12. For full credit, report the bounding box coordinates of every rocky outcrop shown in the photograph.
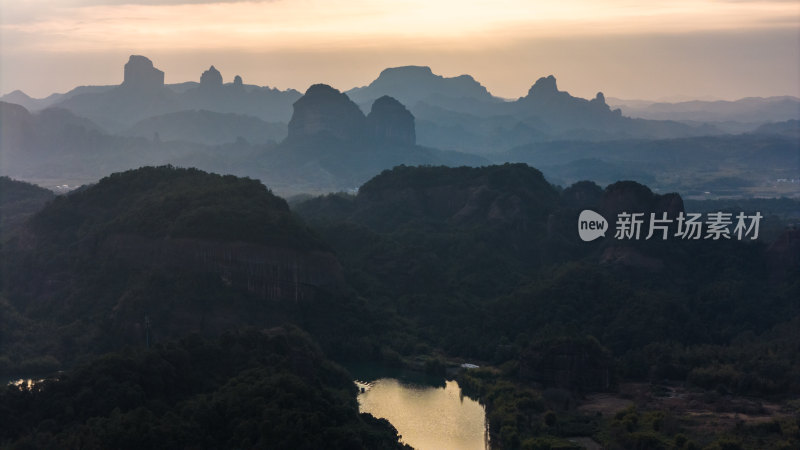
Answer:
[50,56,299,130]
[526,75,561,100]
[122,55,164,91]
[515,75,623,131]
[366,96,415,145]
[200,65,223,89]
[287,87,419,145]
[287,84,366,141]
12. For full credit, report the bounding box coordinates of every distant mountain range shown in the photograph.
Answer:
[609,96,800,124]
[347,68,725,152]
[0,55,798,197]
[346,65,502,110]
[0,79,486,194]
[122,110,287,145]
[2,57,300,131]
[262,84,487,192]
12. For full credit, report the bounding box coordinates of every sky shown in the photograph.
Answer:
[0,0,798,100]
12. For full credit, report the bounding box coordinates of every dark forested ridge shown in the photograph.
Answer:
[0,327,410,449]
[295,165,799,368]
[0,166,355,368]
[295,164,800,449]
[0,177,54,239]
[1,164,799,449]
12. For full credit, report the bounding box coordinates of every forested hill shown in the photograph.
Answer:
[0,176,54,239]
[299,163,560,232]
[0,166,346,367]
[296,164,799,396]
[2,163,798,449]
[24,165,323,249]
[0,327,410,449]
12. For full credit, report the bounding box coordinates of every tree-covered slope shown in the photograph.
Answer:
[0,177,54,240]
[296,164,800,394]
[0,327,409,449]
[0,166,345,368]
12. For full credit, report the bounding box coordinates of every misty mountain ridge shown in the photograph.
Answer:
[2,55,800,144]
[0,84,487,195]
[122,109,287,145]
[3,56,301,131]
[346,65,502,110]
[1,55,797,198]
[2,56,793,154]
[609,95,800,127]
[344,69,731,152]
[266,84,487,192]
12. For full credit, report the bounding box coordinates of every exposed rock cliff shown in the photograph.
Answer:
[122,55,165,91]
[200,65,223,89]
[366,95,415,145]
[288,84,366,141]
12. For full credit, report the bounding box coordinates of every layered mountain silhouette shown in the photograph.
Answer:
[267,84,487,192]
[0,101,142,179]
[347,65,501,110]
[1,56,797,197]
[122,110,287,145]
[509,75,622,131]
[505,134,799,193]
[17,56,299,131]
[345,67,720,153]
[0,82,487,194]
[611,96,800,124]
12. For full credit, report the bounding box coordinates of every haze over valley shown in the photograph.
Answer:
[1,55,798,198]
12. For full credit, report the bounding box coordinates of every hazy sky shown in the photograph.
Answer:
[1,0,798,100]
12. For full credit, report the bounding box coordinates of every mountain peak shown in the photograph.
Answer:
[200,65,223,88]
[366,95,415,145]
[528,75,559,98]
[594,92,606,104]
[377,66,435,80]
[4,90,32,101]
[287,84,366,140]
[347,66,494,107]
[122,55,164,91]
[303,83,343,98]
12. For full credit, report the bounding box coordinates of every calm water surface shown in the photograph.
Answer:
[351,365,488,450]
